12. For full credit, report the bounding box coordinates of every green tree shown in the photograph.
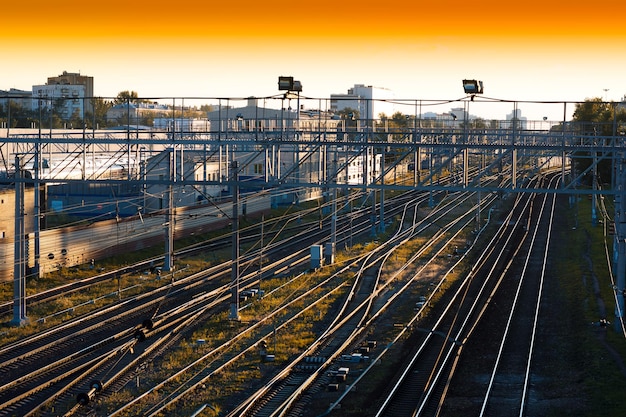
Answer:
[338,107,359,122]
[337,107,360,141]
[114,90,140,105]
[571,97,626,185]
[1,101,36,128]
[374,111,411,142]
[140,113,155,127]
[84,97,113,129]
[472,118,487,129]
[69,109,83,129]
[572,98,615,135]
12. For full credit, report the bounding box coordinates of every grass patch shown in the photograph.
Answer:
[549,197,626,417]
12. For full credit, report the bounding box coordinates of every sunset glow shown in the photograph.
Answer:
[3,0,626,120]
[5,1,625,39]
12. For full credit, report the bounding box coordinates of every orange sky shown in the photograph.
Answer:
[5,0,626,42]
[5,0,625,66]
[3,0,626,121]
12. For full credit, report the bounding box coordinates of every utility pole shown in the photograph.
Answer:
[34,102,41,278]
[329,186,336,264]
[12,156,27,326]
[379,148,385,234]
[164,148,174,272]
[258,214,264,292]
[229,160,240,321]
[614,154,626,327]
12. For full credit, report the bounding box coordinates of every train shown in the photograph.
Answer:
[0,192,271,281]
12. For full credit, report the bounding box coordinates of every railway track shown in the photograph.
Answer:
[443,174,559,417]
[2,164,503,416]
[225,187,496,417]
[0,204,351,416]
[0,200,336,318]
[366,172,560,417]
[51,187,474,416]
[1,187,438,416]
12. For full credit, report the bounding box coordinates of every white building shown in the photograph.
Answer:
[32,84,85,120]
[336,150,382,185]
[153,117,210,132]
[143,149,226,212]
[106,102,170,124]
[0,88,32,112]
[331,84,397,121]
[449,107,467,122]
[205,99,341,204]
[503,108,528,130]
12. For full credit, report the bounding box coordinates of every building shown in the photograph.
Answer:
[47,71,94,113]
[330,84,397,121]
[618,96,626,113]
[142,148,227,213]
[206,98,341,204]
[0,88,33,117]
[503,108,528,130]
[205,97,340,140]
[153,117,210,132]
[106,102,171,125]
[336,149,382,185]
[449,107,466,123]
[0,89,32,129]
[206,97,298,135]
[32,83,85,121]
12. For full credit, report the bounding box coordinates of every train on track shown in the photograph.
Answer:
[0,193,271,281]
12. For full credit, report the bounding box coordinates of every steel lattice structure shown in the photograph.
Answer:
[2,95,625,327]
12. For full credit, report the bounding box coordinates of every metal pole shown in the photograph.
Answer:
[379,147,385,234]
[512,101,518,189]
[34,100,41,278]
[463,100,469,187]
[371,187,377,237]
[229,160,240,320]
[562,102,567,187]
[12,155,27,326]
[349,195,353,247]
[259,214,264,292]
[592,151,598,227]
[295,91,300,205]
[164,149,174,271]
[615,155,626,323]
[415,100,421,185]
[327,188,336,264]
[429,145,434,208]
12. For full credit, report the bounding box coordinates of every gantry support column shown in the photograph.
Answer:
[614,154,626,323]
[379,147,385,234]
[328,186,336,265]
[512,148,518,189]
[34,124,41,278]
[229,160,240,321]
[463,147,469,187]
[592,152,598,227]
[164,149,174,272]
[12,156,28,326]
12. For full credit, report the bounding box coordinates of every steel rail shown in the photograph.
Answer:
[238,188,496,417]
[372,175,541,416]
[478,175,558,416]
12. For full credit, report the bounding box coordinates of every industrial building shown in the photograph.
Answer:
[330,84,397,120]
